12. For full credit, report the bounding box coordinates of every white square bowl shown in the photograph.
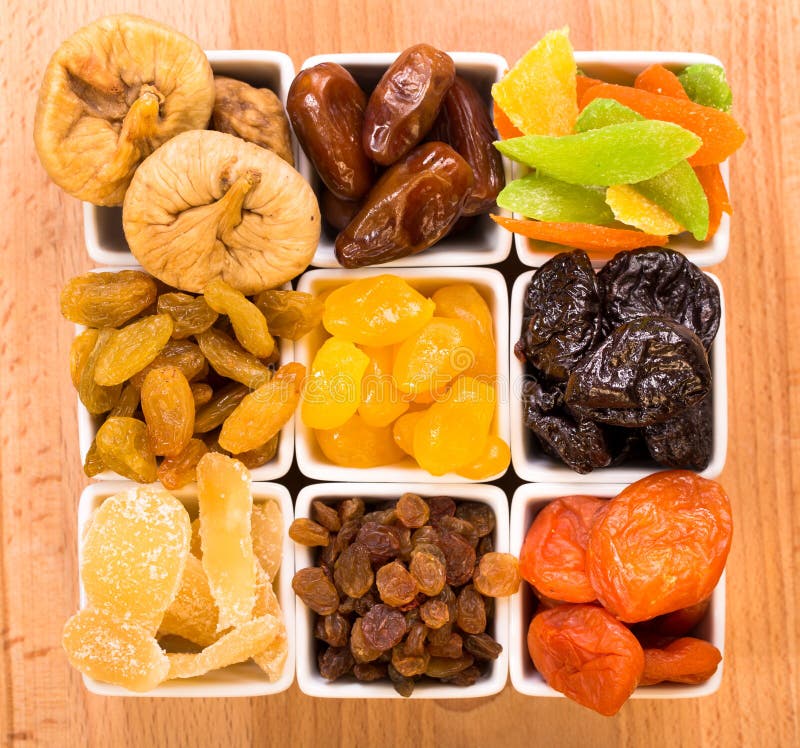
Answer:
[509,269,727,483]
[509,482,725,699]
[295,267,510,482]
[76,480,296,697]
[512,51,731,269]
[294,482,510,699]
[296,52,514,268]
[83,50,297,266]
[76,268,295,482]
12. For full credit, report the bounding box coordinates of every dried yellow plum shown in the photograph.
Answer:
[94,314,173,386]
[156,292,218,339]
[193,382,250,433]
[204,279,275,358]
[123,130,320,294]
[78,328,122,415]
[254,290,324,341]
[34,14,214,206]
[196,328,272,390]
[141,366,195,457]
[157,438,208,490]
[70,328,99,388]
[61,271,157,327]
[212,76,294,165]
[95,417,158,483]
[129,339,207,390]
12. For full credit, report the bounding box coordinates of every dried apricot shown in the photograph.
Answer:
[204,278,274,358]
[640,637,721,685]
[520,495,606,603]
[94,314,174,386]
[587,471,732,622]
[527,604,644,716]
[315,414,405,468]
[141,366,195,457]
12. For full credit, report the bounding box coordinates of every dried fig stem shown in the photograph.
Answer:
[217,170,262,242]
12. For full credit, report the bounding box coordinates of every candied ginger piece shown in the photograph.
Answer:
[81,486,191,631]
[251,500,283,582]
[197,453,257,631]
[159,554,219,647]
[252,562,288,681]
[190,517,202,557]
[63,608,169,692]
[167,615,280,679]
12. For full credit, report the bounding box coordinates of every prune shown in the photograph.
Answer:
[193,382,249,433]
[335,142,473,268]
[565,317,712,427]
[376,562,418,607]
[287,63,373,200]
[427,631,463,659]
[425,654,474,679]
[60,271,157,327]
[456,585,487,634]
[289,518,330,547]
[291,567,339,615]
[598,248,720,349]
[312,501,342,532]
[388,662,415,697]
[473,552,521,597]
[363,44,455,165]
[196,328,272,390]
[431,75,504,215]
[454,502,495,538]
[333,542,373,598]
[140,366,195,457]
[437,530,476,587]
[464,633,502,661]
[318,646,355,681]
[428,497,456,521]
[315,612,351,648]
[156,292,218,339]
[515,250,603,381]
[95,417,157,483]
[253,290,324,341]
[354,662,387,681]
[360,604,406,651]
[396,493,430,528]
[355,522,401,565]
[409,552,447,597]
[644,396,713,470]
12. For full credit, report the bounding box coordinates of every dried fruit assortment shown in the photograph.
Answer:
[287,45,505,267]
[291,494,518,695]
[492,28,743,250]
[517,247,720,472]
[62,458,288,691]
[301,274,509,479]
[519,471,731,715]
[62,269,317,486]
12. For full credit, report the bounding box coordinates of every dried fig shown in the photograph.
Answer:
[212,76,294,166]
[34,14,214,206]
[123,130,320,294]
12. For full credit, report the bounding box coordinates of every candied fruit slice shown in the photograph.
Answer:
[392,410,425,456]
[251,500,284,582]
[63,608,169,692]
[678,64,732,111]
[491,28,577,136]
[316,414,405,468]
[358,345,410,428]
[159,553,219,647]
[695,164,731,240]
[605,184,684,235]
[141,366,195,457]
[204,278,275,358]
[95,417,158,483]
[197,453,257,631]
[455,435,510,480]
[393,318,481,396]
[301,337,370,429]
[219,362,305,453]
[493,102,523,140]
[94,314,174,386]
[60,270,157,327]
[323,275,435,346]
[82,486,191,629]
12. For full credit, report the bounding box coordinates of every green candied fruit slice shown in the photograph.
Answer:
[678,64,732,112]
[576,98,709,240]
[494,121,702,186]
[497,172,615,224]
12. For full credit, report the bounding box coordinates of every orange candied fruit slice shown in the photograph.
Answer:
[634,64,689,99]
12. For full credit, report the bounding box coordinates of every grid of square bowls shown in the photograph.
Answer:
[73,47,731,700]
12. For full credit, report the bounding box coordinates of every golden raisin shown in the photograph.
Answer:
[95,417,157,483]
[204,278,274,357]
[140,366,195,457]
[94,314,174,386]
[61,271,157,327]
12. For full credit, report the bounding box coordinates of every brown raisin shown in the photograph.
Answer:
[464,633,503,661]
[428,496,456,520]
[333,542,374,598]
[456,585,486,634]
[425,654,474,679]
[353,662,387,682]
[442,665,481,686]
[312,500,342,532]
[356,522,401,565]
[289,518,330,547]
[473,552,521,597]
[455,501,496,538]
[338,496,365,523]
[292,567,339,615]
[427,631,463,659]
[387,662,415,697]
[391,644,429,677]
[318,646,354,681]
[350,617,382,663]
[376,562,418,607]
[409,551,446,597]
[411,525,440,547]
[435,515,479,548]
[437,530,476,587]
[477,534,494,556]
[315,612,351,648]
[360,604,406,651]
[396,493,430,528]
[157,438,208,489]
[419,599,450,630]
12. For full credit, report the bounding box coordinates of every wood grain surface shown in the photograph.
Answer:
[1,0,798,745]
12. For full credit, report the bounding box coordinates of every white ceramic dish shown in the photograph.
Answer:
[76,480,295,697]
[512,51,731,269]
[297,51,513,268]
[508,482,726,699]
[76,268,295,482]
[83,50,297,266]
[509,269,727,483]
[295,267,510,482]
[294,482,510,699]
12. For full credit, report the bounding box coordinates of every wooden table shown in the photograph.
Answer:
[2,0,798,745]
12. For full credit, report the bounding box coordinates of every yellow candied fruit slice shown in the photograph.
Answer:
[455,435,511,480]
[315,414,405,468]
[302,337,370,430]
[392,410,425,456]
[605,184,685,235]
[358,345,410,428]
[322,275,436,346]
[393,318,481,396]
[63,608,169,693]
[197,453,257,631]
[413,377,495,476]
[81,486,191,631]
[491,28,577,136]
